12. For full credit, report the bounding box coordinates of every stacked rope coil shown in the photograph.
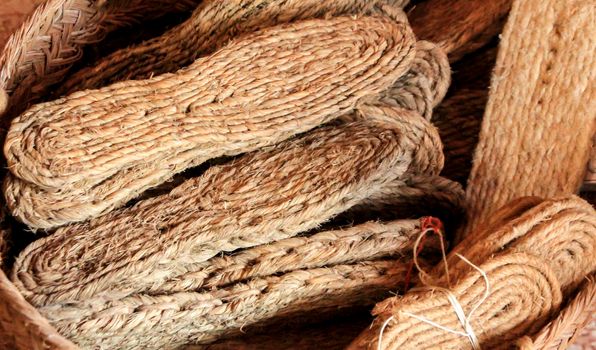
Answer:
[348,196,596,349]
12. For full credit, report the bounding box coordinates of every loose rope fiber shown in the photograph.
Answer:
[39,260,414,349]
[463,0,596,236]
[59,0,410,94]
[4,15,417,229]
[516,275,596,350]
[11,105,445,306]
[349,253,563,350]
[349,195,596,349]
[0,0,201,118]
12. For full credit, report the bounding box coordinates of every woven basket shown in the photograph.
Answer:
[0,1,594,349]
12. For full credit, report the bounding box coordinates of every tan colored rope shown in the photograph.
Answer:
[409,0,512,61]
[11,105,444,306]
[349,253,563,350]
[377,40,450,120]
[59,0,409,94]
[516,275,596,350]
[349,195,596,349]
[4,15,416,229]
[41,260,412,349]
[463,0,596,236]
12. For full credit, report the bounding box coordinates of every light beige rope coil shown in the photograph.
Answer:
[349,195,596,349]
[515,275,596,350]
[349,253,563,350]
[11,105,446,306]
[444,196,596,294]
[59,0,410,94]
[40,259,412,349]
[4,15,417,229]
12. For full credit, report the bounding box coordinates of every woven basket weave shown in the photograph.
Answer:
[0,0,594,349]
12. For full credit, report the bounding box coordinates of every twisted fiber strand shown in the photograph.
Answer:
[348,253,563,350]
[4,16,417,229]
[150,219,433,295]
[409,0,512,62]
[464,0,596,236]
[42,260,412,349]
[442,196,596,294]
[377,40,450,120]
[0,269,76,350]
[0,0,200,118]
[59,0,409,94]
[12,111,443,306]
[516,275,596,350]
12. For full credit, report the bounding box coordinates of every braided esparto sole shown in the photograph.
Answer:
[59,0,410,94]
[40,260,413,349]
[5,15,416,229]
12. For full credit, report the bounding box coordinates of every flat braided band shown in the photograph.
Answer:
[4,15,416,229]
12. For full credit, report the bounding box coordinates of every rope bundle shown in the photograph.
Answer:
[348,196,596,349]
[59,0,409,94]
[4,15,417,229]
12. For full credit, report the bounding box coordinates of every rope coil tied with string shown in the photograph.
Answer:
[348,195,596,349]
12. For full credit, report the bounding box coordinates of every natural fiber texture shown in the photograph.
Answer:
[445,196,596,294]
[12,105,444,305]
[349,195,596,349]
[516,275,596,350]
[0,0,200,118]
[0,268,76,350]
[464,0,596,236]
[349,253,563,350]
[409,0,511,61]
[43,260,411,349]
[5,16,417,229]
[0,0,44,51]
[59,0,409,94]
[378,40,450,120]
